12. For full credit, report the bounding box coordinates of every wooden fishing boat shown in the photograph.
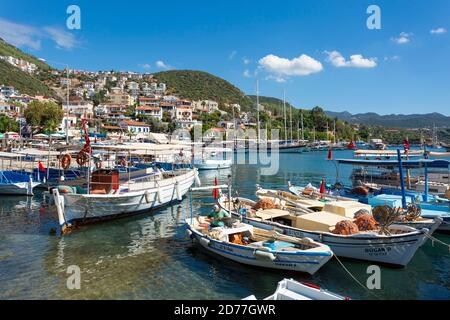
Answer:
[53,167,199,233]
[219,196,430,267]
[287,183,443,234]
[243,278,348,300]
[186,216,333,275]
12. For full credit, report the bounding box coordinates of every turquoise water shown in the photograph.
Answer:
[0,150,449,300]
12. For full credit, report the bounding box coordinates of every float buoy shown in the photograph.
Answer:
[60,154,72,170]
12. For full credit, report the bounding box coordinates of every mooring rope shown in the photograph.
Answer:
[424,233,450,252]
[333,253,381,300]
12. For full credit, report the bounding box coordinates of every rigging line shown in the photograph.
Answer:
[424,233,450,252]
[333,253,382,300]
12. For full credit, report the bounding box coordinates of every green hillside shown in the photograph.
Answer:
[0,59,54,96]
[0,39,54,96]
[0,38,50,70]
[153,70,253,110]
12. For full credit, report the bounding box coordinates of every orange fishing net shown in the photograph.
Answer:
[332,220,359,235]
[354,214,378,231]
[253,198,276,210]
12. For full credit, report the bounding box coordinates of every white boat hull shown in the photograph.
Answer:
[220,198,429,267]
[187,225,333,275]
[54,170,197,227]
[193,159,232,170]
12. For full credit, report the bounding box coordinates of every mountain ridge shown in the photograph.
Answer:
[325,110,450,128]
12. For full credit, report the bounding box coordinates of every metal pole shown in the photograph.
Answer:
[424,164,429,202]
[228,174,232,214]
[256,80,260,143]
[396,149,407,209]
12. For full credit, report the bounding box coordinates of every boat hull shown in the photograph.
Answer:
[187,226,332,275]
[54,170,197,227]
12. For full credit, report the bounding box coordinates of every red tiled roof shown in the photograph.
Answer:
[121,120,149,127]
[136,107,161,111]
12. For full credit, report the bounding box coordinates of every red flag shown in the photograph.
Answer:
[347,141,355,150]
[327,148,333,160]
[212,177,219,200]
[319,178,325,194]
[403,138,410,153]
[38,161,46,172]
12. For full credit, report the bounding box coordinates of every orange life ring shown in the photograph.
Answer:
[76,151,89,166]
[60,154,71,170]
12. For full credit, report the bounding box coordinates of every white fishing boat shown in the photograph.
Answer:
[287,183,442,234]
[219,196,430,267]
[243,278,348,300]
[186,216,333,275]
[53,167,199,233]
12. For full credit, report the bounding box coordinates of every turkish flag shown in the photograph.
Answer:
[319,179,325,194]
[38,161,46,172]
[403,138,410,153]
[212,177,219,200]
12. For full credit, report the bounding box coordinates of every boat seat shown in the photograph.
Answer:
[323,201,372,218]
[295,211,351,232]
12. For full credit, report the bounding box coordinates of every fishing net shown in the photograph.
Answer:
[351,186,369,196]
[332,220,359,235]
[253,198,276,210]
[354,214,378,231]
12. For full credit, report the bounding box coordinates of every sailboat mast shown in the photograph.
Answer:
[283,90,287,143]
[301,111,304,140]
[290,100,293,143]
[256,79,260,143]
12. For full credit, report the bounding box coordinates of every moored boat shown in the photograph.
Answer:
[219,196,430,267]
[186,216,333,275]
[243,278,349,300]
[53,167,199,233]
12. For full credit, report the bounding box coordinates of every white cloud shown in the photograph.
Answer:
[156,60,172,70]
[243,69,251,78]
[229,50,237,60]
[384,55,400,61]
[0,18,79,50]
[0,18,42,50]
[258,54,323,80]
[265,75,287,83]
[430,27,447,34]
[243,57,251,65]
[325,51,377,68]
[392,32,413,44]
[139,64,151,70]
[43,27,77,49]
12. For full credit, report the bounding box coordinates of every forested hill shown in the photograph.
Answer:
[153,70,253,111]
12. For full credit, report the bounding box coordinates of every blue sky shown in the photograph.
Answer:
[1,0,449,115]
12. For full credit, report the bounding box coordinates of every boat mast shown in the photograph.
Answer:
[301,111,304,140]
[333,119,336,145]
[289,99,293,143]
[283,90,287,143]
[256,79,260,144]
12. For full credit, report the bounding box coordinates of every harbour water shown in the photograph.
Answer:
[0,150,449,300]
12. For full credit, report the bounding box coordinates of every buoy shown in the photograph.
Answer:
[254,250,276,261]
[156,185,162,203]
[176,182,182,201]
[145,190,152,204]
[194,172,201,187]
